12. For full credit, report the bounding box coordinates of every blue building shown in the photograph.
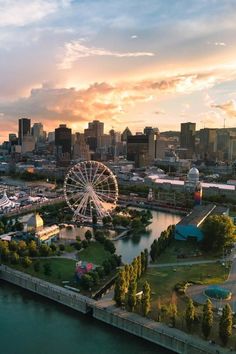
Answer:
[175,204,229,242]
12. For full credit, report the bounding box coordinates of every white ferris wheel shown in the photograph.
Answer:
[64,161,118,221]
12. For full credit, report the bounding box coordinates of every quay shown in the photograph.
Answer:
[0,265,230,354]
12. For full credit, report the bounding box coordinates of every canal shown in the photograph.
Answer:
[115,209,182,263]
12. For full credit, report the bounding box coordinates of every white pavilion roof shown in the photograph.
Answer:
[0,191,16,210]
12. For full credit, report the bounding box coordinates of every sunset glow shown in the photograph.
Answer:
[1,0,236,141]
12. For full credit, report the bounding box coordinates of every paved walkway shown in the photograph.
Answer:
[187,245,236,310]
[149,259,218,268]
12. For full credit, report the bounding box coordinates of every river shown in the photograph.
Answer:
[115,209,182,263]
[0,282,172,354]
[0,209,180,354]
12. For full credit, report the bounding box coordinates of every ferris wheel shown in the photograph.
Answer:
[64,161,118,221]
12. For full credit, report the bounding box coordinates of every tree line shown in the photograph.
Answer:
[150,225,175,262]
[114,249,151,316]
[185,298,233,346]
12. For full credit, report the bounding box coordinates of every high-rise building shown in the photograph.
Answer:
[21,135,35,154]
[121,127,132,142]
[32,122,44,143]
[73,133,90,161]
[127,133,155,168]
[180,122,196,157]
[55,124,72,166]
[199,128,217,160]
[84,120,104,150]
[18,118,31,145]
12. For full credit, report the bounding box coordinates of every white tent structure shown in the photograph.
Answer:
[0,191,16,212]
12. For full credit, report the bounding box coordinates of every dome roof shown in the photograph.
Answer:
[27,213,44,230]
[188,167,199,175]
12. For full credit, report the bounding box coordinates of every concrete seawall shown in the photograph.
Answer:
[0,265,95,314]
[0,266,230,354]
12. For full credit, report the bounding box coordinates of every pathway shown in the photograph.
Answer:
[187,245,236,309]
[149,259,219,268]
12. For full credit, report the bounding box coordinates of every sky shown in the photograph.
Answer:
[1,0,236,142]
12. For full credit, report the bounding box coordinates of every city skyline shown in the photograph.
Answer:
[1,0,236,142]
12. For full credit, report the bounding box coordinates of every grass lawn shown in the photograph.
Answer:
[78,242,111,265]
[12,258,76,286]
[138,262,229,309]
[154,239,220,264]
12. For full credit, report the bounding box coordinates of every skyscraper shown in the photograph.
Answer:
[18,118,31,145]
[32,122,44,143]
[199,128,217,160]
[55,124,72,166]
[180,122,196,157]
[84,120,104,151]
[127,133,155,168]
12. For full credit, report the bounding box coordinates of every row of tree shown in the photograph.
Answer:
[114,250,151,316]
[185,298,233,345]
[150,225,175,262]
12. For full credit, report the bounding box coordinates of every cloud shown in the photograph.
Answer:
[214,42,226,46]
[0,0,71,27]
[131,35,138,39]
[212,99,236,118]
[58,40,155,69]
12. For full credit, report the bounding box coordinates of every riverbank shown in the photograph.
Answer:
[0,265,229,354]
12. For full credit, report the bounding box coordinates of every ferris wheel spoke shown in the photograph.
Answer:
[72,168,87,186]
[89,162,93,182]
[74,192,89,214]
[67,175,85,188]
[93,168,109,187]
[71,193,84,208]
[83,163,90,184]
[66,182,84,191]
[96,191,116,201]
[91,163,100,184]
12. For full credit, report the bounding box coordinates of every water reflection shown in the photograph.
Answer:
[115,209,182,263]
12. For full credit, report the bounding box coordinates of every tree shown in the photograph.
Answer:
[114,270,126,306]
[40,244,51,256]
[17,240,27,256]
[50,243,57,252]
[28,240,38,257]
[127,280,137,312]
[59,244,65,251]
[10,251,20,264]
[131,258,138,281]
[22,256,32,268]
[185,298,195,332]
[150,239,158,262]
[202,299,213,339]
[85,230,92,242]
[202,215,235,252]
[137,255,142,279]
[219,304,232,345]
[81,274,94,289]
[81,240,88,249]
[9,240,18,252]
[104,239,116,254]
[43,263,52,276]
[169,303,178,328]
[144,248,149,271]
[141,281,151,316]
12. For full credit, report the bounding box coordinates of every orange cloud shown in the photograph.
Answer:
[212,99,236,118]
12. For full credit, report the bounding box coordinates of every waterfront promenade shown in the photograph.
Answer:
[0,265,230,354]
